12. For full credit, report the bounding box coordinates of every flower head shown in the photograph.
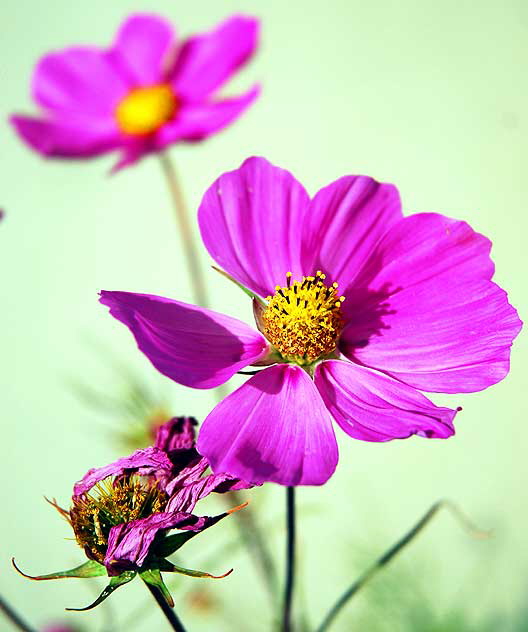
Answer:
[10,14,259,171]
[100,157,522,486]
[14,417,250,610]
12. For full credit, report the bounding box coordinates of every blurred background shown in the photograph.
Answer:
[1,0,527,630]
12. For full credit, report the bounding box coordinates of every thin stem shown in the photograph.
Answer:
[158,152,209,308]
[315,500,489,632]
[282,487,296,632]
[145,581,187,632]
[0,595,37,632]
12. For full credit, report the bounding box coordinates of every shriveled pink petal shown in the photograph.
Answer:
[166,470,252,513]
[100,291,268,388]
[104,511,213,575]
[343,279,521,393]
[73,447,174,497]
[315,360,457,442]
[10,115,120,159]
[198,156,310,298]
[155,417,197,452]
[153,86,259,147]
[302,176,402,285]
[197,364,338,486]
[171,15,259,101]
[32,47,129,116]
[109,14,175,86]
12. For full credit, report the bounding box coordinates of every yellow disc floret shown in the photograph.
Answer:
[261,271,345,365]
[69,475,168,563]
[115,84,178,136]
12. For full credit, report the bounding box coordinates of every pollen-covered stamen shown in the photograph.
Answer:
[69,474,168,563]
[115,84,178,136]
[261,271,346,364]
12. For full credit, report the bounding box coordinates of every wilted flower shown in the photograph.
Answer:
[10,14,259,170]
[100,157,521,486]
[14,417,249,610]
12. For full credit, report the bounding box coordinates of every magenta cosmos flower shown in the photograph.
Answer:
[14,417,249,610]
[10,14,259,170]
[100,157,522,486]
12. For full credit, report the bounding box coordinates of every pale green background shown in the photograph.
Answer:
[1,1,527,630]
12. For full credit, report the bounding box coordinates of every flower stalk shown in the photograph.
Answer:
[145,579,188,632]
[282,487,296,632]
[159,152,209,308]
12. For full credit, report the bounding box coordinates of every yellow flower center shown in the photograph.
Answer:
[69,475,168,563]
[115,84,178,136]
[261,271,345,365]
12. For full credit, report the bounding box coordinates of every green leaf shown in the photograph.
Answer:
[140,568,174,607]
[155,530,198,558]
[212,266,266,305]
[12,558,106,580]
[66,571,136,611]
[160,559,233,580]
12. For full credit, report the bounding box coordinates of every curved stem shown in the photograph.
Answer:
[282,487,296,632]
[0,595,37,632]
[315,500,489,632]
[145,581,187,632]
[158,152,209,308]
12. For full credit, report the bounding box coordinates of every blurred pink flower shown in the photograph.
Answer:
[100,157,522,486]
[10,14,259,171]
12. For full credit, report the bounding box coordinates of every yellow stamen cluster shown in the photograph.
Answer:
[261,271,345,365]
[115,84,178,136]
[69,475,167,563]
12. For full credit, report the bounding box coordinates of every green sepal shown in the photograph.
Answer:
[154,530,198,558]
[66,571,136,611]
[159,558,233,580]
[212,266,266,305]
[12,558,106,580]
[140,568,174,607]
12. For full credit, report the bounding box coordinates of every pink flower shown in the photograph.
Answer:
[10,14,259,171]
[100,157,522,486]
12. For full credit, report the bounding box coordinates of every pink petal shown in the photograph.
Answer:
[99,291,268,389]
[343,279,521,393]
[302,176,402,285]
[166,471,252,513]
[10,115,120,158]
[153,86,260,147]
[105,511,213,575]
[32,47,129,117]
[172,15,259,101]
[197,364,338,486]
[109,14,176,86]
[198,156,311,298]
[350,213,495,292]
[315,360,458,441]
[73,447,174,497]
[340,213,521,393]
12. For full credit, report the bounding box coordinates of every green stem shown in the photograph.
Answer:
[145,581,187,632]
[0,595,37,632]
[158,152,209,308]
[315,500,489,632]
[282,487,296,631]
